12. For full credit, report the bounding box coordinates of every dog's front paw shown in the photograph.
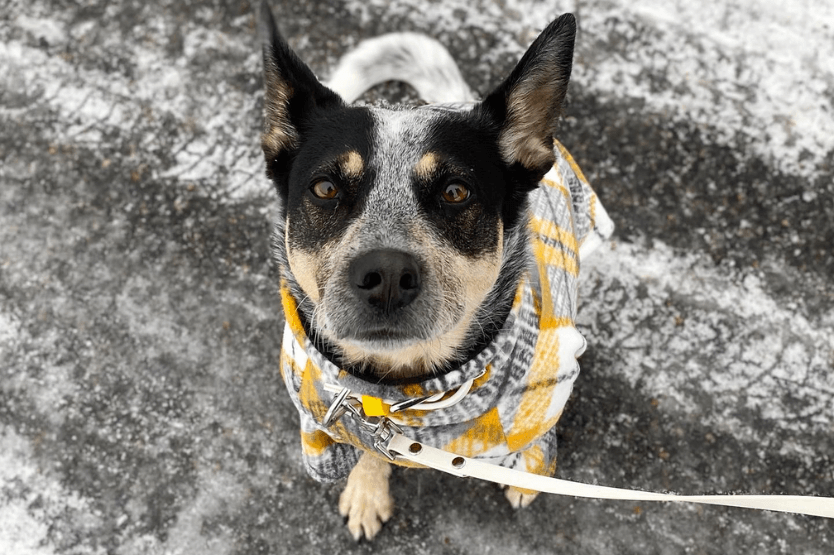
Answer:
[338,453,394,541]
[505,485,539,509]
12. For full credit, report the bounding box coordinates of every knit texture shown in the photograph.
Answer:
[279,140,614,483]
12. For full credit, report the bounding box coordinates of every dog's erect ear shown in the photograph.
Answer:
[479,14,576,181]
[259,1,343,193]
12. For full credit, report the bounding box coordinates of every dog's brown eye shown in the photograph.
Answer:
[441,182,470,204]
[311,179,338,200]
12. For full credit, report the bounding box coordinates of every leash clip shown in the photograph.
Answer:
[322,387,404,461]
[367,417,403,461]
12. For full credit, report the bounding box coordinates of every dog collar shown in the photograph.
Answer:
[320,366,486,417]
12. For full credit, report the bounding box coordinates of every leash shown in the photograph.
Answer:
[323,387,834,519]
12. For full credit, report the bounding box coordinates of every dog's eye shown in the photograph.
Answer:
[441,182,470,204]
[310,179,339,200]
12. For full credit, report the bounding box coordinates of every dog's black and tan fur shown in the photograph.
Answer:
[260,1,576,540]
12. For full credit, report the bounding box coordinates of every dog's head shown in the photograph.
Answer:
[260,4,576,380]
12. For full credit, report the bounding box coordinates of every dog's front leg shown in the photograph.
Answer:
[338,452,393,540]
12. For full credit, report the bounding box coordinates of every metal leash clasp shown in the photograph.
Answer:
[322,387,403,461]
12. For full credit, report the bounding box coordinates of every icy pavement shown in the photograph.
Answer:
[1,0,832,554]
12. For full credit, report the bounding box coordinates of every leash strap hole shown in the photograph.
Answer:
[452,456,466,469]
[408,442,422,454]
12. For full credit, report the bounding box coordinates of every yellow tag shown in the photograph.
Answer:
[361,395,389,417]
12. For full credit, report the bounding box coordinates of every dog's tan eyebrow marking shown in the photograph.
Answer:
[413,151,441,180]
[336,150,365,180]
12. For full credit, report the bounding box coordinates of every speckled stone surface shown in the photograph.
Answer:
[2,1,832,553]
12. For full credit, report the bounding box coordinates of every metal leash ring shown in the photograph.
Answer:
[321,387,353,428]
[322,387,404,461]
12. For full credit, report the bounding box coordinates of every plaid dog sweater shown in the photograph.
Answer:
[279,141,614,483]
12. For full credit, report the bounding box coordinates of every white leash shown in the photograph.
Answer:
[323,387,834,519]
[386,433,834,519]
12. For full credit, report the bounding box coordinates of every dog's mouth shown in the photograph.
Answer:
[331,326,459,378]
[342,327,422,348]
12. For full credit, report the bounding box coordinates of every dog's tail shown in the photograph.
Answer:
[326,33,476,104]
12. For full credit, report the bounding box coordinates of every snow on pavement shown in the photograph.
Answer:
[2,0,832,553]
[578,240,834,439]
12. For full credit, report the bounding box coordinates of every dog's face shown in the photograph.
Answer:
[260,8,575,379]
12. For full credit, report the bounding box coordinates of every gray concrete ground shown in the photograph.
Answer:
[2,0,833,554]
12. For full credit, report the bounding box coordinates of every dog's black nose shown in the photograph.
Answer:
[349,249,421,314]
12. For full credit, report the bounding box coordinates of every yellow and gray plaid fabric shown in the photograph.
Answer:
[279,141,614,484]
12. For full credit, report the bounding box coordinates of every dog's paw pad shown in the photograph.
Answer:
[338,483,393,541]
[505,486,539,509]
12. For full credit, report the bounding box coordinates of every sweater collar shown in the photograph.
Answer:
[279,275,529,405]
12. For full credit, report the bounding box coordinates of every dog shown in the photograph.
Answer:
[258,0,613,541]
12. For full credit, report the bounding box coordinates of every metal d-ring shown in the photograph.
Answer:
[322,387,352,428]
